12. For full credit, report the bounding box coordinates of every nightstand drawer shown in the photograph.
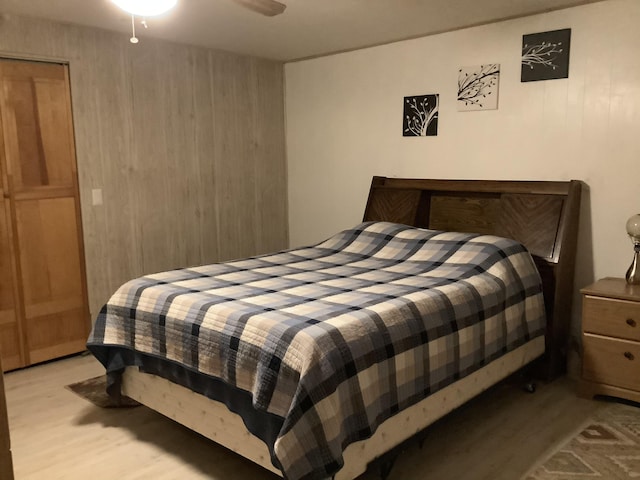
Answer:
[583,333,640,391]
[582,295,640,341]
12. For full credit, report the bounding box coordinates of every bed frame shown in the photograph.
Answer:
[121,177,582,480]
[362,177,582,379]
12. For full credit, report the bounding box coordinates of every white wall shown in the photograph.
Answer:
[285,0,640,368]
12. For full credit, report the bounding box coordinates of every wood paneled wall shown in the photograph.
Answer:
[0,14,288,320]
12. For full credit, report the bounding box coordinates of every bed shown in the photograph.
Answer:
[87,176,582,480]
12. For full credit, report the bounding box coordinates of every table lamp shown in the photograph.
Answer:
[626,214,640,284]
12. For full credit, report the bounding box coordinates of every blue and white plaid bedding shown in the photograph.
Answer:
[87,221,545,480]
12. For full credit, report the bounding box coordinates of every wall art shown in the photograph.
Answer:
[457,64,500,111]
[403,94,439,136]
[521,28,571,82]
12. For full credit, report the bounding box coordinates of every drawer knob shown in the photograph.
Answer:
[624,351,635,361]
[627,318,637,327]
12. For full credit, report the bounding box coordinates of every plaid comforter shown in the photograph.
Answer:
[87,221,545,480]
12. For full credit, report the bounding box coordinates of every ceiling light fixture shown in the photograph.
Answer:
[112,0,177,17]
[111,0,178,43]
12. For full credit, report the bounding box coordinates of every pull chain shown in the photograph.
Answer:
[130,14,139,44]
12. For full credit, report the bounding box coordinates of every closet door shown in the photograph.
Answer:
[0,59,89,367]
[0,163,22,371]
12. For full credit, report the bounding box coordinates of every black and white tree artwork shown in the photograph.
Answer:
[458,64,500,111]
[521,28,571,82]
[403,94,439,137]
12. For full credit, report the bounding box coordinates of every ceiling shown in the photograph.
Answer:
[0,0,606,61]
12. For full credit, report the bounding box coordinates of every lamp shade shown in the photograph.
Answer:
[627,214,640,242]
[112,0,177,16]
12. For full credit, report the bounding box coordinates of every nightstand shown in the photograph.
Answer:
[580,277,640,403]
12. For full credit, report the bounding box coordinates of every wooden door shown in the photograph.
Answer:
[0,158,22,371]
[0,59,89,369]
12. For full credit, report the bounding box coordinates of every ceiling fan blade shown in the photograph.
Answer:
[233,0,286,16]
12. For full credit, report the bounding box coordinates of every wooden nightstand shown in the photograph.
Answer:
[580,277,640,403]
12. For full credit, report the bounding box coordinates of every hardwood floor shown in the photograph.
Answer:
[3,354,604,480]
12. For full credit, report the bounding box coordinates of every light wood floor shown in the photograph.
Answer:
[4,354,605,480]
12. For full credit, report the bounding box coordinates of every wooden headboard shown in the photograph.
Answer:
[363,176,582,379]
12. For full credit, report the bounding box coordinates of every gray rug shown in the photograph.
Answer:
[66,375,141,408]
[525,402,640,479]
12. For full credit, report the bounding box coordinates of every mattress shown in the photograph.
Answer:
[87,221,546,480]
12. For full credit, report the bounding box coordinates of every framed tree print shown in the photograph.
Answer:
[458,64,500,111]
[403,94,439,136]
[521,28,571,82]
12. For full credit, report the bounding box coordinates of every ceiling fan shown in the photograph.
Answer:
[112,0,287,44]
[112,0,287,17]
[232,0,287,17]
[112,0,287,18]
